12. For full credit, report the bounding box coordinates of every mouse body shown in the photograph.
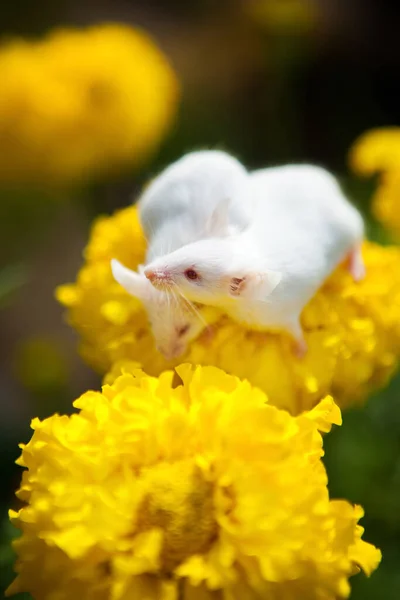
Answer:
[144,164,365,354]
[111,150,250,359]
[138,150,251,262]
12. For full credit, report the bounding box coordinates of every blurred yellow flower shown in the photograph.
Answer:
[248,0,317,35]
[350,128,400,237]
[57,205,400,415]
[0,23,179,186]
[8,362,380,599]
[350,128,400,175]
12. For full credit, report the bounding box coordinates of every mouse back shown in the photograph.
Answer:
[246,165,364,261]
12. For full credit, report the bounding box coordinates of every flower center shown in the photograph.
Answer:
[138,460,217,572]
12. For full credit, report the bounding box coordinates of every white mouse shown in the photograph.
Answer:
[138,150,251,262]
[111,150,251,359]
[111,259,208,360]
[143,164,365,355]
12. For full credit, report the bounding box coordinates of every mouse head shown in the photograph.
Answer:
[143,239,282,306]
[111,259,206,360]
[138,150,249,240]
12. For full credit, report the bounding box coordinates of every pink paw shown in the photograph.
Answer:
[348,246,366,282]
[292,337,308,359]
[349,261,366,282]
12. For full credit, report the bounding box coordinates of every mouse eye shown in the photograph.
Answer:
[184,268,199,281]
[177,324,190,337]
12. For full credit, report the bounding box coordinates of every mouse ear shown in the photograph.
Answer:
[111,259,149,300]
[206,197,232,237]
[226,269,282,298]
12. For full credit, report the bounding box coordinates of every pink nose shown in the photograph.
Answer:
[145,268,171,285]
[145,269,156,282]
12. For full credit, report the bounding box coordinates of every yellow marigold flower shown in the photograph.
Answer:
[56,205,400,414]
[0,24,178,186]
[350,128,400,175]
[248,0,317,34]
[7,363,380,599]
[349,128,400,237]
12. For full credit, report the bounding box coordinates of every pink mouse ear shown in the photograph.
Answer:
[110,259,149,300]
[227,269,282,298]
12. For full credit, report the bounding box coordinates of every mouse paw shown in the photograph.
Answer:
[347,245,366,282]
[201,326,215,344]
[285,319,307,358]
[292,337,308,359]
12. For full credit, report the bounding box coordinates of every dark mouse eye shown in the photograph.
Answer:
[177,324,190,337]
[184,268,199,281]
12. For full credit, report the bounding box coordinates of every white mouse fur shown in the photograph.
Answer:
[143,164,365,354]
[110,150,251,359]
[111,259,207,360]
[138,150,251,262]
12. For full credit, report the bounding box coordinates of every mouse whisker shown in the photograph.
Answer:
[142,229,150,246]
[168,285,180,310]
[169,287,181,315]
[172,282,208,328]
[165,285,171,315]
[141,210,153,246]
[166,283,180,317]
[170,287,181,310]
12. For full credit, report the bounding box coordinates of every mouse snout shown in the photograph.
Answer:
[144,267,171,287]
[144,268,156,282]
[157,342,185,360]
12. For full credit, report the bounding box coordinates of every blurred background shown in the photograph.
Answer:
[1,1,400,598]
